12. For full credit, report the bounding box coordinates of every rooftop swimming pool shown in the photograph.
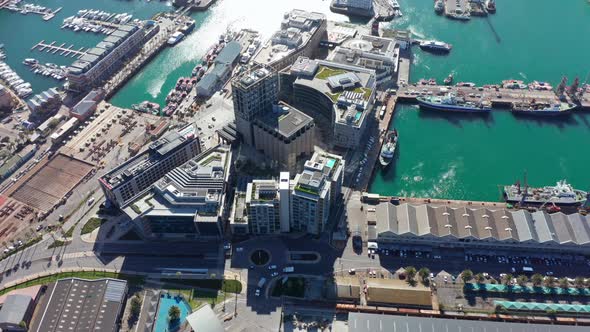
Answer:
[154,293,192,332]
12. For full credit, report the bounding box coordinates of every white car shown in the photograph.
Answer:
[255,289,261,296]
[268,265,277,270]
[271,272,279,277]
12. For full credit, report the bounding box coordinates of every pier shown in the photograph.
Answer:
[396,84,560,108]
[31,40,86,58]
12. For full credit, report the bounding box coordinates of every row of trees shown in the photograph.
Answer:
[461,269,588,289]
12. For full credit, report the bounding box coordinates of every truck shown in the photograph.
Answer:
[257,277,267,288]
[522,266,534,273]
[282,266,294,273]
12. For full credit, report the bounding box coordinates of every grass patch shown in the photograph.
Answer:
[160,278,242,294]
[48,240,66,249]
[81,217,107,235]
[315,66,346,80]
[271,277,305,298]
[63,224,76,238]
[0,271,145,296]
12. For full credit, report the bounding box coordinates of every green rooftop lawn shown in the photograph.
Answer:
[315,66,346,80]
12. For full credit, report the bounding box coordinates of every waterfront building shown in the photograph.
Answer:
[245,179,281,235]
[253,9,327,71]
[280,57,376,148]
[382,29,411,50]
[26,88,61,116]
[370,201,590,254]
[327,34,399,86]
[231,65,278,146]
[30,278,127,332]
[252,102,314,171]
[124,145,231,238]
[98,124,200,208]
[290,167,331,235]
[196,41,241,97]
[66,24,156,93]
[69,89,104,120]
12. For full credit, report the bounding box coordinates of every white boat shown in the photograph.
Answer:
[167,31,185,46]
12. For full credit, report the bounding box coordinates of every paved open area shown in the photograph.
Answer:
[9,153,94,212]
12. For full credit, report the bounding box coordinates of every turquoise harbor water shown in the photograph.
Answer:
[1,0,589,201]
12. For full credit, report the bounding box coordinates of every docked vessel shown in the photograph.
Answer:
[504,180,587,206]
[456,82,476,87]
[511,101,577,116]
[485,0,496,13]
[379,129,398,167]
[417,93,492,113]
[434,0,444,14]
[23,58,38,66]
[132,101,160,114]
[419,40,452,54]
[167,31,185,46]
[444,74,454,85]
[502,79,527,89]
[179,19,196,35]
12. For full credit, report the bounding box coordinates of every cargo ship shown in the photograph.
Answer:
[417,93,492,113]
[379,129,398,167]
[511,100,577,116]
[504,180,587,206]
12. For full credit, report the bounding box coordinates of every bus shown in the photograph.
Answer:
[379,105,386,119]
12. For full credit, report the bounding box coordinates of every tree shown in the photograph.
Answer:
[544,276,556,288]
[461,270,473,283]
[531,274,544,287]
[168,305,180,321]
[418,267,430,283]
[475,273,485,284]
[502,274,513,286]
[404,266,416,280]
[516,275,528,287]
[130,296,142,317]
[558,277,569,289]
[574,276,586,288]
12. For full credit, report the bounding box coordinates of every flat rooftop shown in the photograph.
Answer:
[33,278,127,332]
[100,124,196,189]
[348,313,589,332]
[254,103,313,139]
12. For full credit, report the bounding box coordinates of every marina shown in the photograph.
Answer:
[30,40,87,58]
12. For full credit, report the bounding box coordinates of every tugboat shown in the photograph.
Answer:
[444,74,454,85]
[485,0,496,13]
[379,129,398,167]
[434,0,445,14]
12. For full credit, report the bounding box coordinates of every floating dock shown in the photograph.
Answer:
[31,40,86,58]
